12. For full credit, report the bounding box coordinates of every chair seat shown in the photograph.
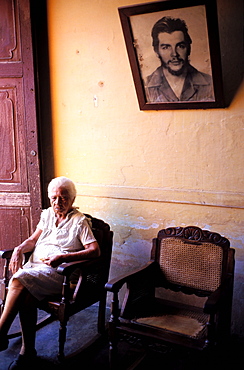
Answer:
[134,313,207,338]
[120,298,209,348]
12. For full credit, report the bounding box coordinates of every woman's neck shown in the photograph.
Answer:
[54,207,73,226]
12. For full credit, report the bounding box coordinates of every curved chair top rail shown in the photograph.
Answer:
[157,226,230,249]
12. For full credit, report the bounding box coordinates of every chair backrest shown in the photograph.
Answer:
[152,226,232,296]
[85,214,113,263]
[84,214,113,285]
[61,214,113,310]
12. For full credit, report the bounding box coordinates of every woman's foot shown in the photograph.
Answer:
[0,336,9,351]
[8,349,37,369]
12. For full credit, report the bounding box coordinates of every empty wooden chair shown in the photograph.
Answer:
[105,226,235,368]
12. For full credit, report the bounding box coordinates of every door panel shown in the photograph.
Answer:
[0,79,27,189]
[0,0,41,266]
[0,0,21,62]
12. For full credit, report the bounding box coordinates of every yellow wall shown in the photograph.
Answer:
[47,0,244,337]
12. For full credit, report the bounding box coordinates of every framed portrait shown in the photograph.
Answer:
[118,0,225,110]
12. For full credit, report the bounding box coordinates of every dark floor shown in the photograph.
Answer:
[0,304,243,370]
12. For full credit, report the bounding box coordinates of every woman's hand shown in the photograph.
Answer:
[42,241,100,268]
[43,255,64,268]
[9,228,42,274]
[9,247,24,274]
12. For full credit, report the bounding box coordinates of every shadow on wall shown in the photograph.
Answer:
[31,0,55,208]
[218,0,244,106]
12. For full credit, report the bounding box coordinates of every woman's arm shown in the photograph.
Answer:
[43,241,100,268]
[9,228,43,274]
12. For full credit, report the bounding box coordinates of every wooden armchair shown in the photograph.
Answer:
[0,214,113,360]
[105,226,235,369]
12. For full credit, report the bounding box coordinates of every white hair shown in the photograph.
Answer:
[47,176,77,199]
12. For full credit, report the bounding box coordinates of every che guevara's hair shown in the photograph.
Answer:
[151,16,192,56]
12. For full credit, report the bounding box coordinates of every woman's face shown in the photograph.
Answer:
[49,187,74,217]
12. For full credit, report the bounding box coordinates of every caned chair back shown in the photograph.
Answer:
[153,226,230,295]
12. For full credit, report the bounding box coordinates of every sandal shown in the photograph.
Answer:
[8,350,37,370]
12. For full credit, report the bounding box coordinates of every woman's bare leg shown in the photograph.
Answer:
[0,279,25,338]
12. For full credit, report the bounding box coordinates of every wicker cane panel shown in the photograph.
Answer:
[159,238,223,292]
[135,306,209,339]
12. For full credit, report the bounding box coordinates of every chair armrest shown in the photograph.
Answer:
[0,249,32,266]
[0,249,14,259]
[105,260,156,293]
[0,249,100,274]
[50,258,103,304]
[105,261,158,320]
[204,275,233,314]
[56,257,101,276]
[0,249,101,281]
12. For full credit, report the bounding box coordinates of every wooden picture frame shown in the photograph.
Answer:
[118,0,224,110]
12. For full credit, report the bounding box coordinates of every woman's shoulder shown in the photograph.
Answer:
[72,209,92,228]
[38,207,51,218]
[40,207,54,218]
[37,207,55,229]
[71,208,86,221]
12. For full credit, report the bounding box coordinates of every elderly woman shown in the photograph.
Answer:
[0,176,100,369]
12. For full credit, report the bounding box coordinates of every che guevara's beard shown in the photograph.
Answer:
[160,58,189,76]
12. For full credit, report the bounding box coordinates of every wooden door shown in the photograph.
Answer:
[0,0,41,269]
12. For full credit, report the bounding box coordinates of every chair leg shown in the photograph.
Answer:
[58,320,67,361]
[98,293,107,333]
[108,321,118,370]
[108,291,120,369]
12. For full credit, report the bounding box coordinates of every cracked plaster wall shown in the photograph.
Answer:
[47,0,244,337]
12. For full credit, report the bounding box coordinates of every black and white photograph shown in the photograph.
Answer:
[119,0,225,110]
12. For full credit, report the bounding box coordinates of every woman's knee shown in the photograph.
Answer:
[9,278,25,292]
[9,279,37,307]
